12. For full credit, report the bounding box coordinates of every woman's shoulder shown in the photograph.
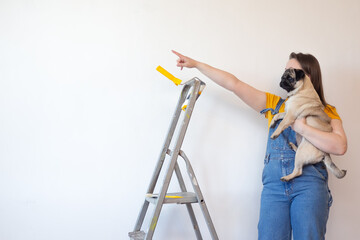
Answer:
[265,92,282,109]
[324,105,341,120]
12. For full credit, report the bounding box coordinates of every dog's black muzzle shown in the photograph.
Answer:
[280,75,295,92]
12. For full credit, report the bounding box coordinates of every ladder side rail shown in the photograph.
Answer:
[145,83,191,194]
[133,199,149,233]
[145,80,201,239]
[174,162,203,240]
[149,77,202,194]
[179,150,219,240]
[133,83,190,232]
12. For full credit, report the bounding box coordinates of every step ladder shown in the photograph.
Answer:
[129,77,219,240]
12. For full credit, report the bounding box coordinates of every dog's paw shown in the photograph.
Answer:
[269,120,277,128]
[280,176,290,182]
[288,142,297,151]
[270,133,279,139]
[339,170,347,179]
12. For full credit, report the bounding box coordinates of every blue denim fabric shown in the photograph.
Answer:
[258,99,333,240]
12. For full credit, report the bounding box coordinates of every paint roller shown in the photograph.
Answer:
[156,65,205,111]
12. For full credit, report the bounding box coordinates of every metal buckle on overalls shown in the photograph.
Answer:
[264,154,270,164]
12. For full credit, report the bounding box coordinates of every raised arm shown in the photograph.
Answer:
[172,50,267,112]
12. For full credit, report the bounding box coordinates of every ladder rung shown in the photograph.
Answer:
[128,230,145,240]
[145,192,198,204]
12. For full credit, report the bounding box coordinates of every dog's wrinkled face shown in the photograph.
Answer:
[280,68,306,92]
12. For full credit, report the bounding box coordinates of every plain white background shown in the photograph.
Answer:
[0,0,359,239]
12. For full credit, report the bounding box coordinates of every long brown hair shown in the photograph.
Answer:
[289,52,328,106]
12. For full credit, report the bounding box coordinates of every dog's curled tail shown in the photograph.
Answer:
[323,154,347,179]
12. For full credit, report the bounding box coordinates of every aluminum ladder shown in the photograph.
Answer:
[129,77,219,240]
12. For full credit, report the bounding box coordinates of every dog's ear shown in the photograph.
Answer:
[295,69,305,81]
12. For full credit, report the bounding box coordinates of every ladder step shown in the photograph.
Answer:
[128,230,146,240]
[145,192,198,204]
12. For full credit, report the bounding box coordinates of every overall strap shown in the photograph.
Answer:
[274,98,285,113]
[260,98,285,115]
[264,97,296,159]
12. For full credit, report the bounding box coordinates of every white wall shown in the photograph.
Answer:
[0,0,359,239]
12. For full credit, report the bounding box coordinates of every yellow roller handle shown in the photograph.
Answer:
[156,65,182,86]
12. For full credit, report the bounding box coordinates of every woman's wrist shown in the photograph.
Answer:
[194,61,205,70]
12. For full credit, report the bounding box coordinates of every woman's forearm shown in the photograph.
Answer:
[195,62,239,91]
[295,119,347,155]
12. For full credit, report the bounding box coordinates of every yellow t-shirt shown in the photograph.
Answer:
[264,92,341,128]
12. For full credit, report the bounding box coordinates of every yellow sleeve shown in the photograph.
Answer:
[324,105,341,120]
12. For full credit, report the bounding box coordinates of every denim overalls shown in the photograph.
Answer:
[258,98,333,240]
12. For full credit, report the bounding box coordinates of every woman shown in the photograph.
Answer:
[172,50,347,240]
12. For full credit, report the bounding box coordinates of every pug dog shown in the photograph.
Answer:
[270,68,346,182]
